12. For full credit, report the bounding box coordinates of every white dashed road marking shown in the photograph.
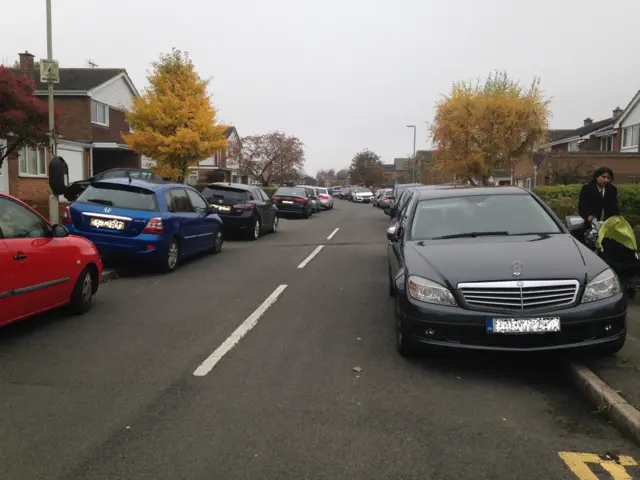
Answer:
[297,245,324,269]
[193,285,288,376]
[327,228,339,240]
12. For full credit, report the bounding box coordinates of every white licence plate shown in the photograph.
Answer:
[487,317,560,334]
[282,200,294,204]
[90,218,125,230]
[211,204,231,212]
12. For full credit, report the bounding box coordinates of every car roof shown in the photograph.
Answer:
[92,178,183,191]
[416,185,528,200]
[207,182,256,191]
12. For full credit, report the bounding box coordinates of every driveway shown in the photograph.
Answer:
[1,202,639,479]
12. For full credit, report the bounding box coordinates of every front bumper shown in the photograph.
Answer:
[397,291,627,352]
[354,196,372,203]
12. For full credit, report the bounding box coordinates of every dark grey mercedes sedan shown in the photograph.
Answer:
[387,186,626,356]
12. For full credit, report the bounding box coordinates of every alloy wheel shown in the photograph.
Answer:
[81,272,93,309]
[167,242,179,269]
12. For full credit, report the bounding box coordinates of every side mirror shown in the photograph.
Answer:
[566,216,585,232]
[49,155,69,196]
[386,225,398,241]
[52,224,69,238]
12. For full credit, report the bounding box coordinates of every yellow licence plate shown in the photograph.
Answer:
[90,218,125,230]
[211,204,231,212]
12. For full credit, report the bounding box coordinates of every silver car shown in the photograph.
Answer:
[378,188,394,209]
[316,187,333,210]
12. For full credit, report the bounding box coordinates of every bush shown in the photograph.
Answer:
[533,184,640,228]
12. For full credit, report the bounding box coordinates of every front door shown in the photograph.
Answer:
[0,160,8,194]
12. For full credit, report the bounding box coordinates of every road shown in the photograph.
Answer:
[1,200,640,480]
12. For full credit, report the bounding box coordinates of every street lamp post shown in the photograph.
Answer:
[46,0,58,223]
[406,125,416,182]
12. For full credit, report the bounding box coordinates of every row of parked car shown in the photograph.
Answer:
[332,186,375,203]
[383,181,628,357]
[0,170,337,328]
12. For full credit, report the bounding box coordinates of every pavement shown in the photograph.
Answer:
[2,200,640,479]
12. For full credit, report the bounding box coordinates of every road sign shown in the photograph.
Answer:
[40,59,60,84]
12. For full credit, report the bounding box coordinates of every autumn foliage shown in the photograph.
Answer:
[229,132,305,186]
[123,49,228,183]
[0,66,56,168]
[349,149,384,187]
[430,71,550,184]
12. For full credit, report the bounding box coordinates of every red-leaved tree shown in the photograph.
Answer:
[0,66,55,168]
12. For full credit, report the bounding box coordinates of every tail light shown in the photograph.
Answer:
[321,195,329,200]
[62,206,72,224]
[233,203,255,210]
[383,196,388,200]
[295,198,307,204]
[272,196,281,201]
[143,217,164,234]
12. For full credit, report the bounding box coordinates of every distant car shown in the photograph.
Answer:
[372,189,385,207]
[296,185,320,212]
[200,183,278,240]
[65,179,224,272]
[350,186,374,203]
[63,168,168,202]
[331,186,342,197]
[378,189,394,209]
[272,187,313,219]
[0,192,103,327]
[386,183,423,215]
[340,187,351,200]
[316,187,334,210]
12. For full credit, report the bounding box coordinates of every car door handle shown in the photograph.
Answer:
[14,253,27,261]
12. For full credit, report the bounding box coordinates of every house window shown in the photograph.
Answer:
[525,177,532,190]
[600,136,614,152]
[19,147,47,177]
[568,141,579,152]
[627,176,640,184]
[622,124,640,149]
[91,100,109,126]
[187,171,198,185]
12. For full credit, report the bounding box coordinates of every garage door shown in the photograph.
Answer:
[58,146,84,202]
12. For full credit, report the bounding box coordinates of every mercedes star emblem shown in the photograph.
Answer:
[511,261,523,276]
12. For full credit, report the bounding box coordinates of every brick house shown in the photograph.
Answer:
[2,51,140,216]
[541,108,624,153]
[614,89,640,153]
[187,126,247,184]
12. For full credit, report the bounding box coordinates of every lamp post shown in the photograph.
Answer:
[406,125,416,182]
[46,0,58,223]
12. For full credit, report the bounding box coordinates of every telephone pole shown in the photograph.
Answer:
[46,0,58,223]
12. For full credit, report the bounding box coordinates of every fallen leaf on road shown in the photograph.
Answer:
[356,337,362,341]
[502,418,507,422]
[353,366,362,373]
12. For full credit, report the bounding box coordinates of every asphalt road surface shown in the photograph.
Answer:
[2,200,640,480]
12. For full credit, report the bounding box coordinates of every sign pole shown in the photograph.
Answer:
[46,0,59,223]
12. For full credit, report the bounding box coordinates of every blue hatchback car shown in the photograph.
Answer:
[64,178,224,272]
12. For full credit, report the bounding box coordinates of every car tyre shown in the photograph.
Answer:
[395,299,417,357]
[248,218,261,240]
[68,267,96,315]
[302,209,310,219]
[162,238,180,273]
[210,230,223,254]
[270,215,279,233]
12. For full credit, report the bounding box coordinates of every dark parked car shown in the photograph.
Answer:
[272,187,313,219]
[64,168,168,202]
[200,183,278,240]
[387,186,626,356]
[385,183,422,216]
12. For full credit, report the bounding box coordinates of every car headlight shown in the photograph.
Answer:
[407,275,457,306]
[582,268,620,303]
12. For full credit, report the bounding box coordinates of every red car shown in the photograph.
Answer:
[0,193,103,327]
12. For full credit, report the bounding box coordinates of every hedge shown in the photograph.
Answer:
[533,184,640,228]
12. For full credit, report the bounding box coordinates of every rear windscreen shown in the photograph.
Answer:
[274,187,306,197]
[201,187,251,203]
[76,183,158,211]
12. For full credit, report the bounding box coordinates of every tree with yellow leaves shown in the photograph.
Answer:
[430,71,550,184]
[123,49,228,183]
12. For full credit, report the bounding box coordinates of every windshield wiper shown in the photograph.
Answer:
[431,231,510,239]
[87,199,113,206]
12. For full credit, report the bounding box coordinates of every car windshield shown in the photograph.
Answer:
[317,188,328,194]
[201,186,251,203]
[409,194,562,240]
[352,187,371,193]
[275,187,306,197]
[76,183,158,211]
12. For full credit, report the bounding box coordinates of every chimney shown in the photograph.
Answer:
[613,107,623,118]
[18,51,35,78]
[583,117,593,126]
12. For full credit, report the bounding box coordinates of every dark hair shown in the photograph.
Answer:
[593,166,614,181]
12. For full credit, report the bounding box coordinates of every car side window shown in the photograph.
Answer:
[186,189,208,214]
[164,191,175,212]
[258,189,270,202]
[170,189,194,213]
[102,170,126,179]
[0,197,50,239]
[398,193,413,225]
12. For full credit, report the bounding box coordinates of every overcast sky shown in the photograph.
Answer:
[3,0,639,175]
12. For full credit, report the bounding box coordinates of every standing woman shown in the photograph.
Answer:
[578,166,620,226]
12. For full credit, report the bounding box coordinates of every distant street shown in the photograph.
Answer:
[1,201,640,480]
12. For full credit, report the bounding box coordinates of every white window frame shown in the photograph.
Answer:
[91,100,109,126]
[567,141,579,152]
[18,146,47,177]
[525,177,532,190]
[622,124,640,149]
[600,136,613,152]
